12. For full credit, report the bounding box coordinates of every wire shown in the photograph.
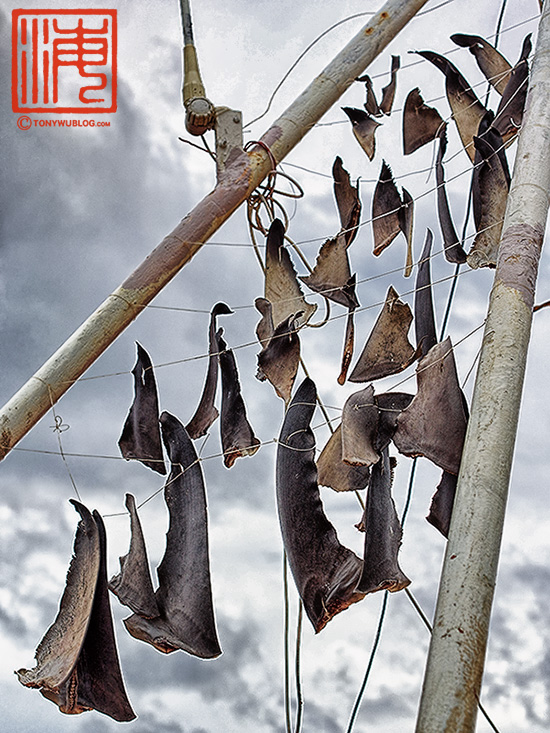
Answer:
[345,591,389,733]
[244,11,377,129]
[294,602,304,733]
[283,553,292,733]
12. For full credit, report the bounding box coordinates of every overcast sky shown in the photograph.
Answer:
[1,1,549,731]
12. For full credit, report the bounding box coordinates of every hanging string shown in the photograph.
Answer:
[31,377,83,503]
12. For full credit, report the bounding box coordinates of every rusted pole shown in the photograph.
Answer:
[0,0,429,460]
[416,4,550,732]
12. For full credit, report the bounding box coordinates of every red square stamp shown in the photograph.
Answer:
[12,9,117,114]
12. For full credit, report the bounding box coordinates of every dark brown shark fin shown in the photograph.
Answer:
[300,235,357,309]
[415,229,438,358]
[372,161,402,256]
[256,312,302,406]
[450,33,511,95]
[435,127,468,264]
[393,338,468,474]
[379,55,400,115]
[219,333,261,467]
[468,127,510,269]
[492,34,531,142]
[108,493,159,619]
[59,510,136,721]
[17,502,135,721]
[349,286,417,383]
[264,218,317,329]
[403,87,445,155]
[118,342,166,474]
[427,470,458,538]
[356,448,410,594]
[415,50,487,161]
[276,378,365,632]
[16,501,100,700]
[332,156,362,246]
[317,424,371,493]
[124,412,222,659]
[186,302,233,439]
[341,385,380,467]
[342,107,382,161]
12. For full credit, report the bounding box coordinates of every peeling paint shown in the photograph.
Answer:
[496,222,544,308]
[259,124,284,154]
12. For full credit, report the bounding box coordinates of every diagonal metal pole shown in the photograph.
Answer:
[416,4,550,731]
[0,0,429,461]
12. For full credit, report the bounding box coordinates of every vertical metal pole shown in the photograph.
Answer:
[416,4,550,731]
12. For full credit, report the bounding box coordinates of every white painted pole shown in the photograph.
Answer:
[416,4,550,731]
[0,0,429,460]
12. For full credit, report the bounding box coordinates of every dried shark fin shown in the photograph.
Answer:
[219,333,261,467]
[393,337,468,474]
[333,156,362,246]
[349,286,417,383]
[108,493,159,619]
[415,50,487,162]
[317,424,371,493]
[17,502,135,721]
[338,292,356,385]
[436,127,468,264]
[492,34,531,142]
[342,107,382,161]
[276,378,365,632]
[256,311,302,406]
[300,234,358,309]
[450,33,511,95]
[398,187,414,277]
[265,218,317,329]
[118,342,166,475]
[415,229,438,358]
[427,469,458,538]
[124,412,222,659]
[356,448,410,594]
[380,55,400,115]
[372,161,402,256]
[50,511,136,721]
[16,501,100,696]
[361,75,382,117]
[254,297,275,346]
[403,87,445,155]
[468,128,510,269]
[186,302,233,439]
[374,392,414,453]
[341,385,380,467]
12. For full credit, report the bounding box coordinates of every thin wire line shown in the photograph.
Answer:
[345,591,389,733]
[283,552,292,733]
[244,11,377,129]
[294,601,304,733]
[246,0,533,135]
[71,262,482,386]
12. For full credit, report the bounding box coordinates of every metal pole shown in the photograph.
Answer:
[0,0,429,460]
[416,4,550,731]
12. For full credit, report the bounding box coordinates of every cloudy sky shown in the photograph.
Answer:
[1,0,549,731]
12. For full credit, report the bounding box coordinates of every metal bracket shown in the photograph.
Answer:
[214,107,244,182]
